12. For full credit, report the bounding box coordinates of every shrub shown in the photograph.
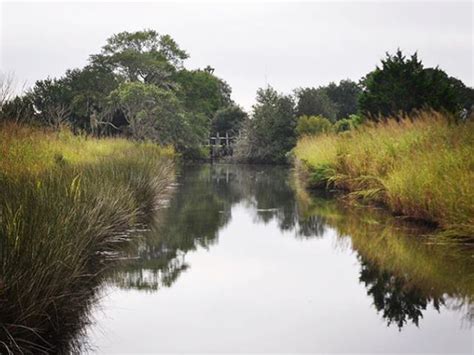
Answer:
[296,115,333,136]
[334,114,365,133]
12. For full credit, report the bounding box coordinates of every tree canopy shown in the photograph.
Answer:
[0,29,238,158]
[2,36,473,163]
[295,79,361,122]
[359,49,470,118]
[235,86,296,163]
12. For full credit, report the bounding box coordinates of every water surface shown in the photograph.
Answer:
[85,164,473,353]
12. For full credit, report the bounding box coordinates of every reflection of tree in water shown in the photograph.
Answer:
[298,189,473,330]
[110,165,234,291]
[111,164,328,291]
[233,165,327,238]
[110,164,473,331]
[359,258,443,329]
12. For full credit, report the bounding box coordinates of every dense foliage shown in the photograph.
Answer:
[211,105,247,136]
[235,86,296,164]
[359,50,474,118]
[2,44,473,163]
[0,30,235,158]
[295,79,361,122]
[296,115,333,136]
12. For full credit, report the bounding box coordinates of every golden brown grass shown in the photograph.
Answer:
[294,111,474,238]
[0,122,174,177]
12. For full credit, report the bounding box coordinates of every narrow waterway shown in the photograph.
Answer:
[85,164,473,353]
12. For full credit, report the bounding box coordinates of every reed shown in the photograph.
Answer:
[0,122,175,353]
[294,111,474,239]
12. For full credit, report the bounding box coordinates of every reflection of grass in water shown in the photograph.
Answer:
[0,123,175,353]
[293,175,474,323]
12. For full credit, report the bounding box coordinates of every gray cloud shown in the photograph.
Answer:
[1,1,472,110]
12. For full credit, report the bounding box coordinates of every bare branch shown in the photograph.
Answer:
[45,104,71,130]
[0,72,16,109]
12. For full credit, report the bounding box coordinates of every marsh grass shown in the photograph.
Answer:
[294,111,474,239]
[0,123,175,353]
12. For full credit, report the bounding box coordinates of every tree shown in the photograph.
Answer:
[211,105,247,136]
[0,94,35,123]
[174,69,232,118]
[109,82,181,141]
[109,82,208,156]
[90,30,188,89]
[324,79,361,119]
[295,87,338,122]
[62,65,122,131]
[0,72,16,111]
[29,78,73,126]
[446,76,474,110]
[359,49,465,118]
[235,86,296,163]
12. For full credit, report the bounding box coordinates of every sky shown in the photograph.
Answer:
[1,0,472,110]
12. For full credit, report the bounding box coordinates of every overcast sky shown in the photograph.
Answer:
[1,0,472,110]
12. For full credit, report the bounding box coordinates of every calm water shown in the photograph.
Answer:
[85,164,473,353]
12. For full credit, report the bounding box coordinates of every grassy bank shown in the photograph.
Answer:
[293,111,474,239]
[0,123,175,353]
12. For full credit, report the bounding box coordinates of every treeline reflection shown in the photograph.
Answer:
[109,164,473,329]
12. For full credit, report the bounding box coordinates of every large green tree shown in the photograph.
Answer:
[324,79,361,119]
[359,49,468,118]
[90,30,188,89]
[109,81,208,156]
[295,87,338,122]
[295,80,361,122]
[235,86,296,163]
[174,68,232,118]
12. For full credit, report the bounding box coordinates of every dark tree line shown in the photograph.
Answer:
[359,50,473,119]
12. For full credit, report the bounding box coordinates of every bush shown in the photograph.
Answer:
[296,115,333,136]
[334,114,364,133]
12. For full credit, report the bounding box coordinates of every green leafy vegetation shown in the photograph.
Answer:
[359,49,473,118]
[0,30,237,159]
[234,86,296,163]
[295,79,361,122]
[296,115,333,136]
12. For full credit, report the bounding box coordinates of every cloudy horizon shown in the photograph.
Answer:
[1,0,472,110]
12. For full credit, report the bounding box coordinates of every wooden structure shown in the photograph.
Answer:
[209,132,236,160]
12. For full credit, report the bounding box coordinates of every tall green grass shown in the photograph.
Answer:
[294,111,474,239]
[0,123,175,353]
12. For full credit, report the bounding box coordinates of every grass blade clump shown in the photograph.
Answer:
[0,123,175,353]
[294,111,474,239]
